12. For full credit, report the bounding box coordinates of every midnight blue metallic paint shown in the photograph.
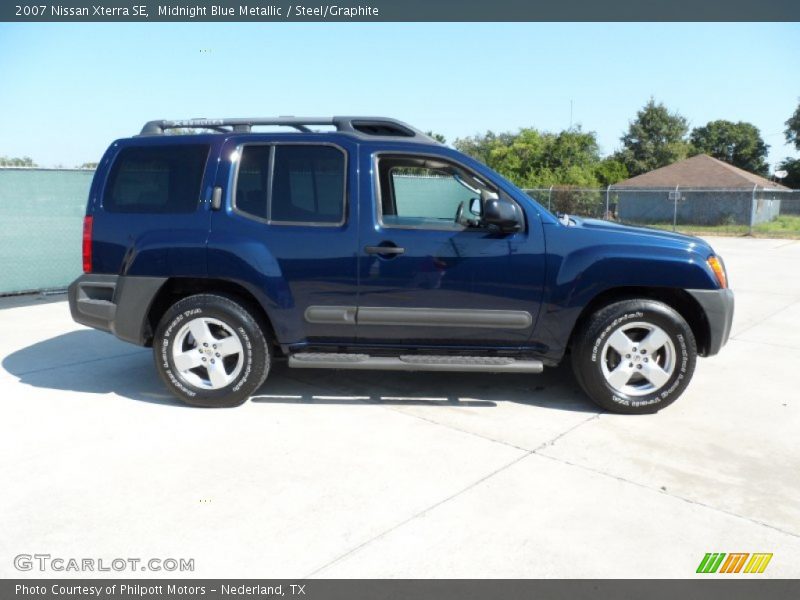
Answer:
[356,143,547,346]
[89,135,224,277]
[534,217,720,361]
[207,135,361,344]
[80,131,727,365]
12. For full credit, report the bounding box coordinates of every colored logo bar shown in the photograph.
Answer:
[696,553,773,574]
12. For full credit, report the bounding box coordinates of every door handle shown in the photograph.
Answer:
[365,245,405,255]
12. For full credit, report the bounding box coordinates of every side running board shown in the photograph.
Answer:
[288,353,543,373]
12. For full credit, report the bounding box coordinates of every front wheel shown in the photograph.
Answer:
[153,294,271,407]
[571,299,697,414]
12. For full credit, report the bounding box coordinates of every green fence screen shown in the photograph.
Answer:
[0,169,93,294]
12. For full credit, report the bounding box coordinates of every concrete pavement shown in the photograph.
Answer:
[1,237,798,578]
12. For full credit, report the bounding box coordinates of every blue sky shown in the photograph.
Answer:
[0,22,798,169]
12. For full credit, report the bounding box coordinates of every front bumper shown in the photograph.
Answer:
[686,288,734,356]
[68,274,167,346]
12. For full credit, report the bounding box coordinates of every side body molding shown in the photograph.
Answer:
[304,306,533,330]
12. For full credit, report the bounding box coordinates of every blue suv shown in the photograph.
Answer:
[69,117,733,413]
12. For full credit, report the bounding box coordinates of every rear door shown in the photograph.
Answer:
[207,136,360,346]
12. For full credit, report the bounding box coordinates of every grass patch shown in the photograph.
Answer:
[621,215,800,239]
[753,214,800,235]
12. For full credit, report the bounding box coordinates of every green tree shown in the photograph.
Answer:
[77,162,99,169]
[615,98,691,176]
[594,157,629,187]
[453,130,516,165]
[785,100,800,151]
[0,155,36,167]
[777,157,800,189]
[690,120,769,175]
[425,131,447,144]
[454,126,627,189]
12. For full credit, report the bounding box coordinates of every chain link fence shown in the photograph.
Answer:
[524,187,800,237]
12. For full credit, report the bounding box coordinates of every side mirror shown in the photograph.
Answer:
[482,196,522,233]
[469,197,481,216]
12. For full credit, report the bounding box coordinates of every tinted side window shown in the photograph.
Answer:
[271,145,345,224]
[105,144,209,213]
[235,145,270,219]
[377,156,492,230]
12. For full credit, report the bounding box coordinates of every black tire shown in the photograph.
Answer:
[571,299,697,414]
[153,294,270,407]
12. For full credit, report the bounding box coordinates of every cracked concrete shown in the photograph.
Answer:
[1,237,798,578]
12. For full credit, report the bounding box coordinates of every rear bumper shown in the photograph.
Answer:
[686,288,734,356]
[68,274,167,346]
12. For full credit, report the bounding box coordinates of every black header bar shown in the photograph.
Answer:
[5,579,800,600]
[3,0,800,22]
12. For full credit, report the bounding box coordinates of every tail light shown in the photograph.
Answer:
[82,215,93,273]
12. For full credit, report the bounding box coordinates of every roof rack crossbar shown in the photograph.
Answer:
[138,116,438,143]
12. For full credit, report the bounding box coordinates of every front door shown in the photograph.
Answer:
[356,150,545,348]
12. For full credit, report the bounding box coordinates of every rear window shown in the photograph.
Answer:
[104,144,209,213]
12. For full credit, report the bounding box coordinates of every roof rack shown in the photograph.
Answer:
[138,116,439,143]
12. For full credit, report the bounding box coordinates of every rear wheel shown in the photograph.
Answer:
[571,299,696,414]
[153,294,270,407]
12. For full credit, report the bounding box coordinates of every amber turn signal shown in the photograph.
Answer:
[707,256,728,289]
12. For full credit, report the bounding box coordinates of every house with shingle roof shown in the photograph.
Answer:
[613,154,788,226]
[614,154,789,190]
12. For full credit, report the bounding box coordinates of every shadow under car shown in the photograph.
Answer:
[3,329,594,412]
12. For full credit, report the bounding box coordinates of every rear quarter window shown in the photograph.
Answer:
[104,144,210,213]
